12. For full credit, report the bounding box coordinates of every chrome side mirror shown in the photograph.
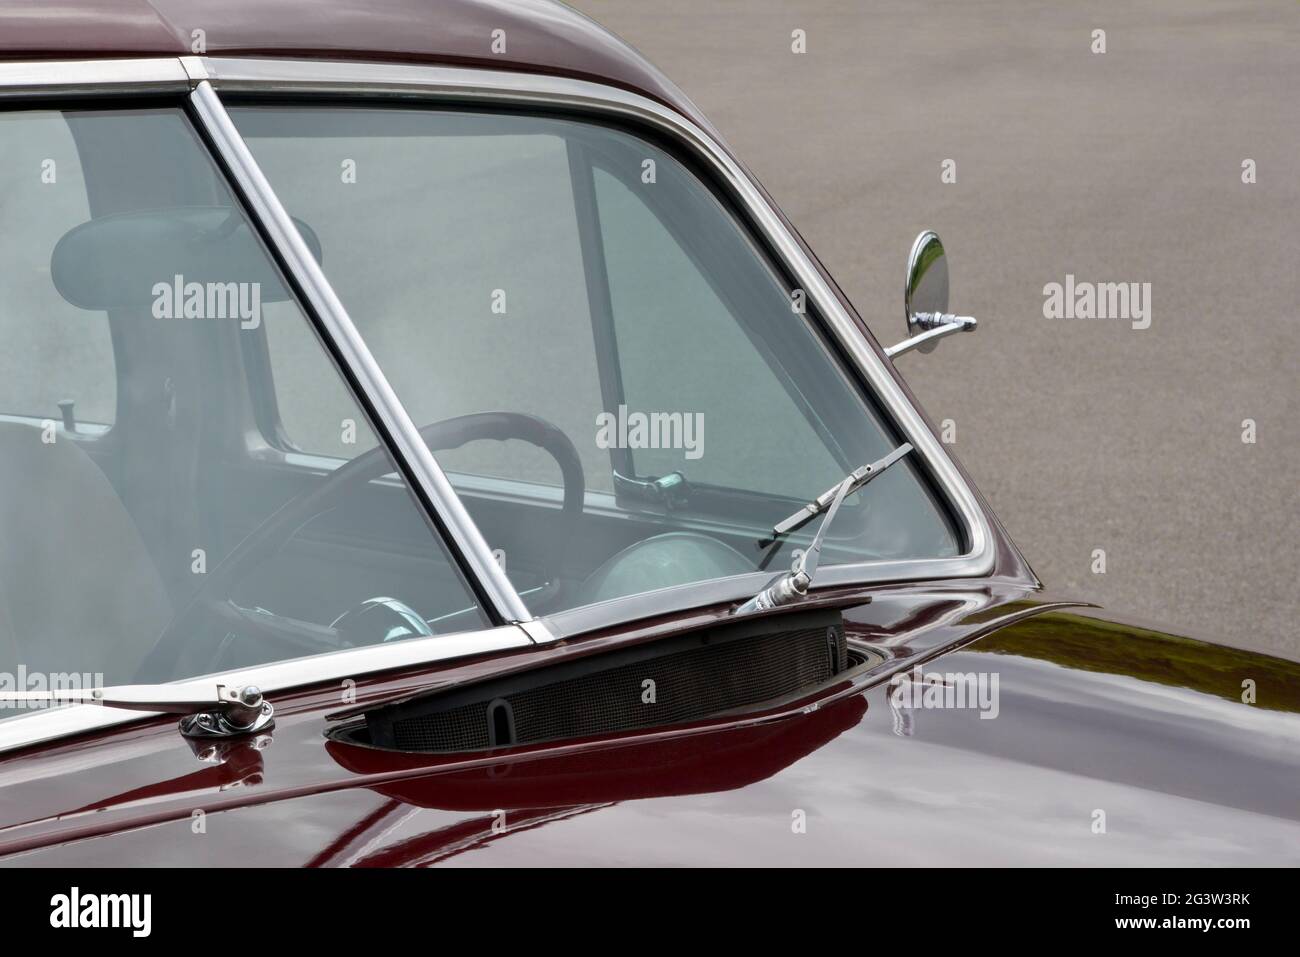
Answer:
[886,230,977,358]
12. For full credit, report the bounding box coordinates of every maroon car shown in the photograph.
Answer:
[0,0,1296,870]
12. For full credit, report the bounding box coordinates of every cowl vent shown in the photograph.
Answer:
[358,609,853,754]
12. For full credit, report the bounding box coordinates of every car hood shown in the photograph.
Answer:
[1,588,1297,866]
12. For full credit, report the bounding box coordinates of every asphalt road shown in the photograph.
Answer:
[571,0,1299,658]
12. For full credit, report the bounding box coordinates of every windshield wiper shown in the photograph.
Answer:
[0,682,274,739]
[738,443,913,615]
[761,443,914,546]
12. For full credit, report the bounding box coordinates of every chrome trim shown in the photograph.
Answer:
[0,58,189,98]
[178,55,211,85]
[516,619,558,644]
[886,317,977,359]
[188,80,532,625]
[0,683,278,740]
[0,624,532,754]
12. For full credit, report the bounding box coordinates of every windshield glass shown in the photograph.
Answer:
[0,106,487,709]
[230,105,961,614]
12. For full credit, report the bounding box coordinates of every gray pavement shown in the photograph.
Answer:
[571,0,1299,658]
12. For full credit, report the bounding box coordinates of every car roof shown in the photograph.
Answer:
[0,0,707,124]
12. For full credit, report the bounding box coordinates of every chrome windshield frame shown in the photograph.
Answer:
[0,55,1000,751]
[190,56,998,631]
[0,58,190,98]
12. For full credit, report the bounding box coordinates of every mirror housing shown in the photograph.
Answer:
[886,230,977,359]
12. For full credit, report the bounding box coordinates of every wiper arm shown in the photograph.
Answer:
[760,443,913,547]
[0,682,274,739]
[738,443,913,615]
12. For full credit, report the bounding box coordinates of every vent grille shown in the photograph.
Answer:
[393,699,491,753]
[384,619,846,753]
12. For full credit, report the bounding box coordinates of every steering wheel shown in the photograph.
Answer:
[137,412,584,680]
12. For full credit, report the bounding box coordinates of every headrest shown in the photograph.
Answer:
[51,206,322,311]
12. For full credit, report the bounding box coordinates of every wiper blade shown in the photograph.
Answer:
[760,443,913,547]
[0,682,274,738]
[739,443,913,615]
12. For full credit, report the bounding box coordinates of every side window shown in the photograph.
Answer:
[242,109,613,491]
[0,106,487,704]
[0,112,115,427]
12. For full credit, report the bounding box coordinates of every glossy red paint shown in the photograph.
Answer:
[2,585,1297,866]
[0,583,1034,852]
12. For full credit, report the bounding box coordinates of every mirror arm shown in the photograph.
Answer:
[885,315,977,359]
